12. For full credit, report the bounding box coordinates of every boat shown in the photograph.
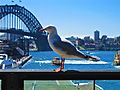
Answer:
[0,54,8,64]
[0,54,14,69]
[52,56,100,66]
[113,51,120,65]
[0,54,9,69]
[52,57,61,65]
[0,53,32,69]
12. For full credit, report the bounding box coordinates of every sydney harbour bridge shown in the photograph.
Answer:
[0,4,51,51]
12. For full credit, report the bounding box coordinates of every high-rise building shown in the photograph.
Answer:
[94,30,100,42]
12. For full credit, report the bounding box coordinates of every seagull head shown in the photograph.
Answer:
[40,25,57,34]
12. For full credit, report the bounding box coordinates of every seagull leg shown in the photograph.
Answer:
[54,58,65,72]
[60,58,65,69]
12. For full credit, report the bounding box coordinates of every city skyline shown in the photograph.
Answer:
[0,0,120,39]
[67,30,120,40]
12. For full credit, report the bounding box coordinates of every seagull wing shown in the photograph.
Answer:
[53,40,86,58]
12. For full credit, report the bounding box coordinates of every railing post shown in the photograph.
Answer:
[93,80,95,90]
[2,73,23,90]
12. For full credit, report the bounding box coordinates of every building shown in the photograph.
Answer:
[94,30,100,42]
[65,36,77,45]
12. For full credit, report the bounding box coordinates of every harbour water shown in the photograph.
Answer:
[23,51,120,90]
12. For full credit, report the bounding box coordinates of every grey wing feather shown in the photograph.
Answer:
[53,41,86,58]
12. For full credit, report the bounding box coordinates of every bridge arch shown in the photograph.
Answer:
[0,4,42,33]
[0,5,51,51]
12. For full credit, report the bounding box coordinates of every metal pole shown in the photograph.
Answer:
[13,15,16,41]
[19,17,20,29]
[7,15,9,29]
[12,14,13,28]
[17,16,18,29]
[4,14,5,29]
[14,15,16,29]
[10,14,12,28]
[93,80,95,90]
[7,13,9,40]
[0,15,2,29]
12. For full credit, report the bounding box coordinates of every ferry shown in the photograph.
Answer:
[113,51,120,65]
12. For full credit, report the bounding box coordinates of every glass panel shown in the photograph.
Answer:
[96,80,120,90]
[24,80,102,90]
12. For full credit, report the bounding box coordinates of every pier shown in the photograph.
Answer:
[13,55,32,68]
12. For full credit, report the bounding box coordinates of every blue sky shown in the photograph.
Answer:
[0,0,120,39]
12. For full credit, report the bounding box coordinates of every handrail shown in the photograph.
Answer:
[0,70,120,90]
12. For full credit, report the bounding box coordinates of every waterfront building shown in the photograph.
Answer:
[101,35,107,44]
[94,30,100,42]
[65,36,77,45]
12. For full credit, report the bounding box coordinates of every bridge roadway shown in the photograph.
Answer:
[0,28,52,51]
[0,28,41,37]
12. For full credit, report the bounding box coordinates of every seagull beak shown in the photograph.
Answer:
[39,28,46,32]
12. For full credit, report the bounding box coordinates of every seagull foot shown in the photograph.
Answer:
[54,68,63,72]
[54,58,65,72]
